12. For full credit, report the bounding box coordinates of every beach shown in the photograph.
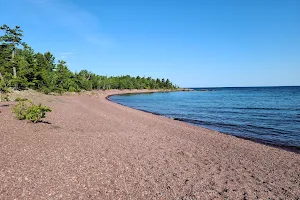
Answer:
[0,89,299,199]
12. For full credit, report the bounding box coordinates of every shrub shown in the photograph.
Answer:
[0,94,9,102]
[12,100,52,123]
[12,100,31,120]
[26,104,52,123]
[0,79,9,94]
[15,97,28,102]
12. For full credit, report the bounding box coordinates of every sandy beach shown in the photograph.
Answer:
[0,89,299,199]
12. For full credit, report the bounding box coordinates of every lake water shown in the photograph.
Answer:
[109,87,300,150]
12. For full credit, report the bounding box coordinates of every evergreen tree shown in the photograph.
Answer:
[0,24,178,93]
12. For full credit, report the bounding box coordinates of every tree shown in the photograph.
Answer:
[54,60,74,93]
[0,24,178,93]
[0,24,25,82]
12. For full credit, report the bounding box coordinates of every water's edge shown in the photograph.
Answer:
[107,92,300,154]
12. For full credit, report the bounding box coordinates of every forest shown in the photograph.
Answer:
[0,24,178,94]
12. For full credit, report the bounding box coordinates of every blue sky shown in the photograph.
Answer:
[1,0,299,87]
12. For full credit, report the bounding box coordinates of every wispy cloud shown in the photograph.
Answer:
[26,0,115,48]
[59,51,74,60]
[60,52,73,55]
[85,35,115,48]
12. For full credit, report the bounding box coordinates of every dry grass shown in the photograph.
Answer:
[4,89,62,104]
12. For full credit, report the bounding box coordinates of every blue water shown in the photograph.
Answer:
[110,87,300,149]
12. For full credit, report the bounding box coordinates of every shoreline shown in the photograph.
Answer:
[107,90,300,154]
[1,89,299,199]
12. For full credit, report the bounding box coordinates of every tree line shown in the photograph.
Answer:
[0,24,178,94]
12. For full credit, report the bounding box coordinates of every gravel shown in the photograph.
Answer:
[0,89,299,199]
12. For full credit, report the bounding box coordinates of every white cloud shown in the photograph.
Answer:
[60,52,73,55]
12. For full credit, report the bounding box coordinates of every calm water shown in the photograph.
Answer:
[110,87,300,149]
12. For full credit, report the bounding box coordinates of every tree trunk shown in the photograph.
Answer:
[13,67,17,78]
[0,72,3,80]
[12,48,15,59]
[12,46,17,79]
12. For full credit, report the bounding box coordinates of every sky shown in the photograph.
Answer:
[1,0,299,87]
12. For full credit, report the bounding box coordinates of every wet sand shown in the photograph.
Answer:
[0,89,299,199]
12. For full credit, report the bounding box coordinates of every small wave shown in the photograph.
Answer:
[245,124,292,135]
[138,109,161,116]
[196,89,215,92]
[173,117,290,135]
[234,107,300,111]
[174,118,239,128]
[194,106,300,112]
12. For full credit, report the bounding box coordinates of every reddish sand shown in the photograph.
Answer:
[0,90,299,199]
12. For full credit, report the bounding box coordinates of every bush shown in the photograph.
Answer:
[0,94,9,102]
[26,104,52,123]
[15,97,28,102]
[0,79,9,94]
[12,100,52,123]
[12,100,30,120]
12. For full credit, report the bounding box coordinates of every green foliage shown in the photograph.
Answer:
[12,100,52,123]
[25,103,52,123]
[0,94,9,102]
[0,24,179,94]
[0,24,23,46]
[15,97,28,101]
[12,100,30,120]
[0,79,9,93]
